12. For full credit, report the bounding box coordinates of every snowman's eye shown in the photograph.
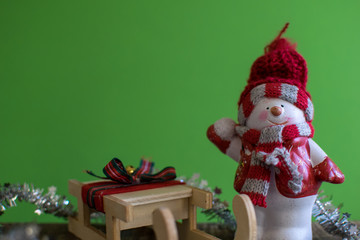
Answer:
[281,105,284,108]
[266,107,269,110]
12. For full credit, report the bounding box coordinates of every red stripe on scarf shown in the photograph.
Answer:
[242,129,261,145]
[244,165,272,181]
[257,142,282,153]
[241,191,268,208]
[282,124,300,140]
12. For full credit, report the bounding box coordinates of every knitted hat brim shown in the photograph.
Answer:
[238,80,313,125]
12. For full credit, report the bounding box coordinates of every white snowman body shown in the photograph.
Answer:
[220,97,329,240]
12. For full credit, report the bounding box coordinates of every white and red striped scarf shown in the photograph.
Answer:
[235,122,314,207]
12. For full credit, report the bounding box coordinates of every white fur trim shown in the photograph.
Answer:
[213,118,236,141]
[225,137,242,162]
[308,138,327,167]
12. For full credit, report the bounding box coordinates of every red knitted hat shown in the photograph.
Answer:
[237,23,314,125]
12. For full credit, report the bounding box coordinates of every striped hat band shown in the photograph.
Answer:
[238,82,313,125]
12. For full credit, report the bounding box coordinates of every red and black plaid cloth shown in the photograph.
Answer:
[81,158,182,212]
[81,180,184,212]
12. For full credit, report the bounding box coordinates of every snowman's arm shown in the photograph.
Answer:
[309,139,344,184]
[207,118,242,162]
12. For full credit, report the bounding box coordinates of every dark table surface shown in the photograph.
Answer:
[1,221,354,240]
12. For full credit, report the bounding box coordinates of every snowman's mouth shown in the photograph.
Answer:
[267,119,288,125]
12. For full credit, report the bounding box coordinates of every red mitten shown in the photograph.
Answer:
[207,118,236,154]
[313,157,345,184]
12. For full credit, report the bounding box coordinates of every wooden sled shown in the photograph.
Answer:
[153,194,257,240]
[68,179,219,240]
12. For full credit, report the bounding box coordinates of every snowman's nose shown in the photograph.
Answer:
[270,106,283,116]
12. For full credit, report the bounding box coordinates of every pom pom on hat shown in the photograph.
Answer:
[264,23,295,52]
[238,23,314,125]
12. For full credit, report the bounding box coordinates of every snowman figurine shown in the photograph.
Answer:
[207,24,344,240]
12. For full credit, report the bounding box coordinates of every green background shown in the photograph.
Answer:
[1,1,359,223]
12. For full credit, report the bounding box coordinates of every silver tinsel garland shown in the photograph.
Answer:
[312,193,360,240]
[0,183,75,218]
